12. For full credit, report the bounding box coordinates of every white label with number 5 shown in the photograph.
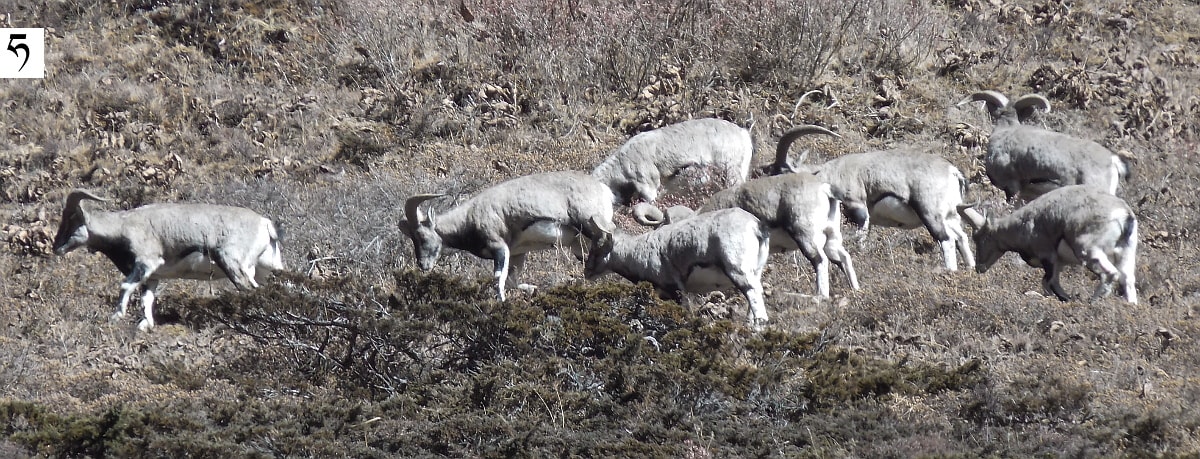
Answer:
[0,28,44,78]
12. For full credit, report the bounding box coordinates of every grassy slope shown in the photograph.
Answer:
[1,0,1199,456]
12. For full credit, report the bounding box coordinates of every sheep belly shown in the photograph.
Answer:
[869,197,923,228]
[1022,240,1083,268]
[151,251,225,281]
[510,221,583,254]
[682,266,736,293]
[767,228,800,252]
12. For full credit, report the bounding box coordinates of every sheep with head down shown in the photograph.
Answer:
[961,185,1138,304]
[635,125,860,298]
[772,127,976,272]
[591,118,753,205]
[400,171,616,301]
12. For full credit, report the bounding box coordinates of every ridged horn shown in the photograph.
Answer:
[772,125,840,175]
[959,90,1009,111]
[632,202,666,226]
[61,189,107,221]
[1011,94,1052,122]
[403,193,444,231]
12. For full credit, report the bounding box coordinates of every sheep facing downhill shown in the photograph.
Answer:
[773,134,976,271]
[52,190,285,331]
[591,118,753,205]
[585,208,772,329]
[635,172,860,299]
[960,90,1129,201]
[400,171,616,301]
[961,185,1138,303]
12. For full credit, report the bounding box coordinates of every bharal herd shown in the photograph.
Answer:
[51,90,1139,332]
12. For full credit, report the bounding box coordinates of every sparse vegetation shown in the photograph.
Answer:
[1,0,1198,456]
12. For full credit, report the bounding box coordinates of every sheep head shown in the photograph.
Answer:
[958,206,1001,273]
[52,190,108,255]
[400,193,445,271]
[583,215,615,279]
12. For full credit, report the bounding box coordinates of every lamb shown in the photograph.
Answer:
[774,137,976,271]
[52,190,285,331]
[585,208,772,329]
[635,172,860,299]
[960,185,1138,303]
[400,171,616,301]
[591,118,753,204]
[960,90,1129,201]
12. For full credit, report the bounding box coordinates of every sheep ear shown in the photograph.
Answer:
[587,216,614,246]
[397,218,413,238]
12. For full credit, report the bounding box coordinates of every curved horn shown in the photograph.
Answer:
[772,125,840,175]
[958,206,987,230]
[958,90,1009,111]
[1011,94,1051,122]
[61,189,108,220]
[793,89,824,118]
[632,202,667,226]
[404,193,444,230]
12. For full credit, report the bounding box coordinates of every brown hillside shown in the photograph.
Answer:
[1,0,1198,456]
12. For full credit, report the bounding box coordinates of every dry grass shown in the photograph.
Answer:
[1,0,1199,456]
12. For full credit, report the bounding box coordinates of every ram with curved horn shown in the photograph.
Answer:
[772,131,975,271]
[635,169,859,299]
[959,90,1129,201]
[961,185,1137,303]
[399,171,616,301]
[52,190,285,331]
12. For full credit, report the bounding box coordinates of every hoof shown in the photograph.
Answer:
[109,312,127,323]
[137,318,154,332]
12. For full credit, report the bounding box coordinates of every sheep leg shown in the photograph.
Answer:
[253,263,272,286]
[796,238,830,299]
[947,217,976,269]
[1040,258,1071,301]
[113,261,159,323]
[1117,248,1138,305]
[824,241,860,290]
[138,279,160,332]
[492,245,510,301]
[508,253,538,294]
[1082,248,1121,301]
[823,210,860,290]
[844,203,870,239]
[912,203,957,271]
[726,269,768,330]
[213,251,257,290]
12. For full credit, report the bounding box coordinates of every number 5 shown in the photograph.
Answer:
[7,33,29,72]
